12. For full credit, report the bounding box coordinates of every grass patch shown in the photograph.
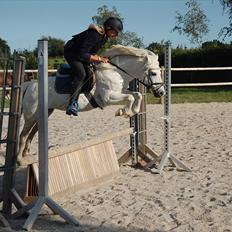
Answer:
[0,98,10,108]
[0,90,10,108]
[147,86,232,104]
[48,57,66,69]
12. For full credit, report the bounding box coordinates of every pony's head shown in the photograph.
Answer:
[103,45,165,98]
[143,50,165,98]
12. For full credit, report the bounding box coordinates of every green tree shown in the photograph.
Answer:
[92,5,122,26]
[92,5,144,49]
[40,36,65,57]
[172,0,209,44]
[201,40,225,49]
[146,41,167,55]
[116,31,144,48]
[0,38,11,58]
[219,0,232,39]
[17,49,37,69]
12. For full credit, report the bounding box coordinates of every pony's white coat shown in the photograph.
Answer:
[18,45,165,163]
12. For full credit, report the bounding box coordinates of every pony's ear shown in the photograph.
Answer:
[147,50,159,62]
[154,54,159,62]
[143,53,149,62]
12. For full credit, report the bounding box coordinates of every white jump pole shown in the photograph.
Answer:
[20,40,79,231]
[155,42,191,173]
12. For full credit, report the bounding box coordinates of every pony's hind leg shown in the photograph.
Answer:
[17,119,37,164]
[22,109,54,158]
[22,122,38,158]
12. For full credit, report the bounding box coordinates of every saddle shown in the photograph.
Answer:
[55,64,95,94]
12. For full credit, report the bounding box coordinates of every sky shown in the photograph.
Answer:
[0,0,231,52]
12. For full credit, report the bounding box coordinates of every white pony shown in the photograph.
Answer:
[18,45,165,163]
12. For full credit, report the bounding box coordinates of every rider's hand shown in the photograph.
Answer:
[98,56,109,63]
[90,55,109,63]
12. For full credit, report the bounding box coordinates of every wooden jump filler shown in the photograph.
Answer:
[24,128,132,201]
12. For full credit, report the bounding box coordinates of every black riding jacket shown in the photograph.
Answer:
[64,25,108,63]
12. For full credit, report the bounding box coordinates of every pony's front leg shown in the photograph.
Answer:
[130,91,143,115]
[104,91,135,117]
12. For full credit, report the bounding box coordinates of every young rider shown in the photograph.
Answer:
[64,17,123,116]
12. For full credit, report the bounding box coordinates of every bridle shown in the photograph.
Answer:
[108,60,164,90]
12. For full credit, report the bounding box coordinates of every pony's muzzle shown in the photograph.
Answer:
[152,85,166,98]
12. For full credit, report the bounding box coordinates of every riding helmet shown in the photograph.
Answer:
[104,17,123,33]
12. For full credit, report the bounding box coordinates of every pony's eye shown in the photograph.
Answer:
[149,71,157,76]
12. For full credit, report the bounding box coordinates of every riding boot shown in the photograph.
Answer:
[66,80,83,116]
[66,96,80,116]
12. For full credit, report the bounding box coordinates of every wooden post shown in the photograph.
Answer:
[2,56,26,214]
[119,80,160,167]
[0,58,10,141]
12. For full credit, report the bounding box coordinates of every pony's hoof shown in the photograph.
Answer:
[115,109,123,116]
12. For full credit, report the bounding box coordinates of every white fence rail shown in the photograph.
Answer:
[172,82,232,87]
[0,69,57,73]
[170,66,232,87]
[171,67,232,71]
[1,67,232,88]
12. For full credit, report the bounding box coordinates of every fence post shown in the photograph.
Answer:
[2,56,25,214]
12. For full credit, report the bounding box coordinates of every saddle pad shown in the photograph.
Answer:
[55,75,95,95]
[55,76,72,94]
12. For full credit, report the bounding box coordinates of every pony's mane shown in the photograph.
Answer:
[103,45,148,57]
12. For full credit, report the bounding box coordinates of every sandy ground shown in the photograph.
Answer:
[0,103,232,232]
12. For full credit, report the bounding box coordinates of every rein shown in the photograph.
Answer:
[108,60,150,88]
